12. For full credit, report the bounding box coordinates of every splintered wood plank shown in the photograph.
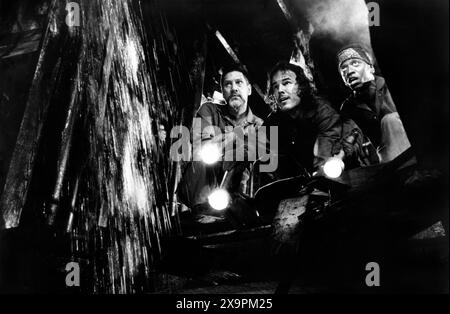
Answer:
[0,29,42,59]
[0,0,60,229]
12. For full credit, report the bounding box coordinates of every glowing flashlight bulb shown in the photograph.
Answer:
[199,143,221,165]
[208,189,230,211]
[323,157,345,179]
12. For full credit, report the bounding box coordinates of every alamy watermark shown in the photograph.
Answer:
[169,118,279,173]
[368,2,381,27]
[365,262,380,287]
[65,261,80,287]
[65,2,80,27]
[64,2,379,28]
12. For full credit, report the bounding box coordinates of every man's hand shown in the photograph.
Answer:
[334,149,345,160]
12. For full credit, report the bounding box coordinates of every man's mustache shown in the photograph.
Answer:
[229,93,243,100]
[277,95,289,102]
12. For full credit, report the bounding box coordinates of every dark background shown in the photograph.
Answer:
[1,0,448,199]
[0,0,448,293]
[369,0,449,176]
[160,0,449,178]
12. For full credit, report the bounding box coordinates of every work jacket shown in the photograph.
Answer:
[340,76,397,148]
[178,102,263,208]
[264,95,345,176]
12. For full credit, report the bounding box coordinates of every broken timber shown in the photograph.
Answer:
[0,0,64,229]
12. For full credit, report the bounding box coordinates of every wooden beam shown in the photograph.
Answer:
[0,0,61,229]
[0,29,42,60]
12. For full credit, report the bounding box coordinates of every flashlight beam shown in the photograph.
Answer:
[219,170,229,188]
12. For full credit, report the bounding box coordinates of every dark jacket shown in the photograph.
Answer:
[178,102,263,207]
[192,101,263,143]
[264,95,344,175]
[340,76,397,148]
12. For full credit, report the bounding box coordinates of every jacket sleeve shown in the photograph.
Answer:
[192,103,235,159]
[311,99,343,168]
[192,102,218,142]
[376,77,398,118]
[337,118,366,161]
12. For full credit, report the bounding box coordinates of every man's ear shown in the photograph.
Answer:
[339,71,348,85]
[247,84,252,96]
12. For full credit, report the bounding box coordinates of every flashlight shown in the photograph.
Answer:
[199,142,221,165]
[208,170,231,211]
[208,188,230,211]
[323,157,345,179]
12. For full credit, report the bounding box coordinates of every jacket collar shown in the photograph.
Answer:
[340,75,382,112]
[219,105,258,127]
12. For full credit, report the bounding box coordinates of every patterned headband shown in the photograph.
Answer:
[337,47,373,68]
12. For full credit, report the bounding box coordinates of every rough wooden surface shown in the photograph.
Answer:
[0,0,61,229]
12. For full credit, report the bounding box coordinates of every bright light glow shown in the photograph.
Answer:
[208,189,230,211]
[212,91,225,104]
[323,157,345,179]
[122,141,149,212]
[126,38,139,80]
[199,143,221,165]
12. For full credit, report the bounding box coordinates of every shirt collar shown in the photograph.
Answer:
[220,105,257,127]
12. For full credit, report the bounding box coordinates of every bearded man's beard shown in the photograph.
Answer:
[228,97,244,115]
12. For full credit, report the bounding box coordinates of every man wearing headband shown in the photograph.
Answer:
[337,44,411,163]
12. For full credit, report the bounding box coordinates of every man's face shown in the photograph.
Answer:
[222,71,252,117]
[271,70,301,112]
[339,58,375,90]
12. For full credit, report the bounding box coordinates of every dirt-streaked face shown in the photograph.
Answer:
[271,70,301,112]
[222,71,252,117]
[339,58,375,90]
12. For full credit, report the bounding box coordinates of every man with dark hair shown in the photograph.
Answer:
[262,61,366,291]
[265,61,361,177]
[177,64,263,229]
[337,44,411,163]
